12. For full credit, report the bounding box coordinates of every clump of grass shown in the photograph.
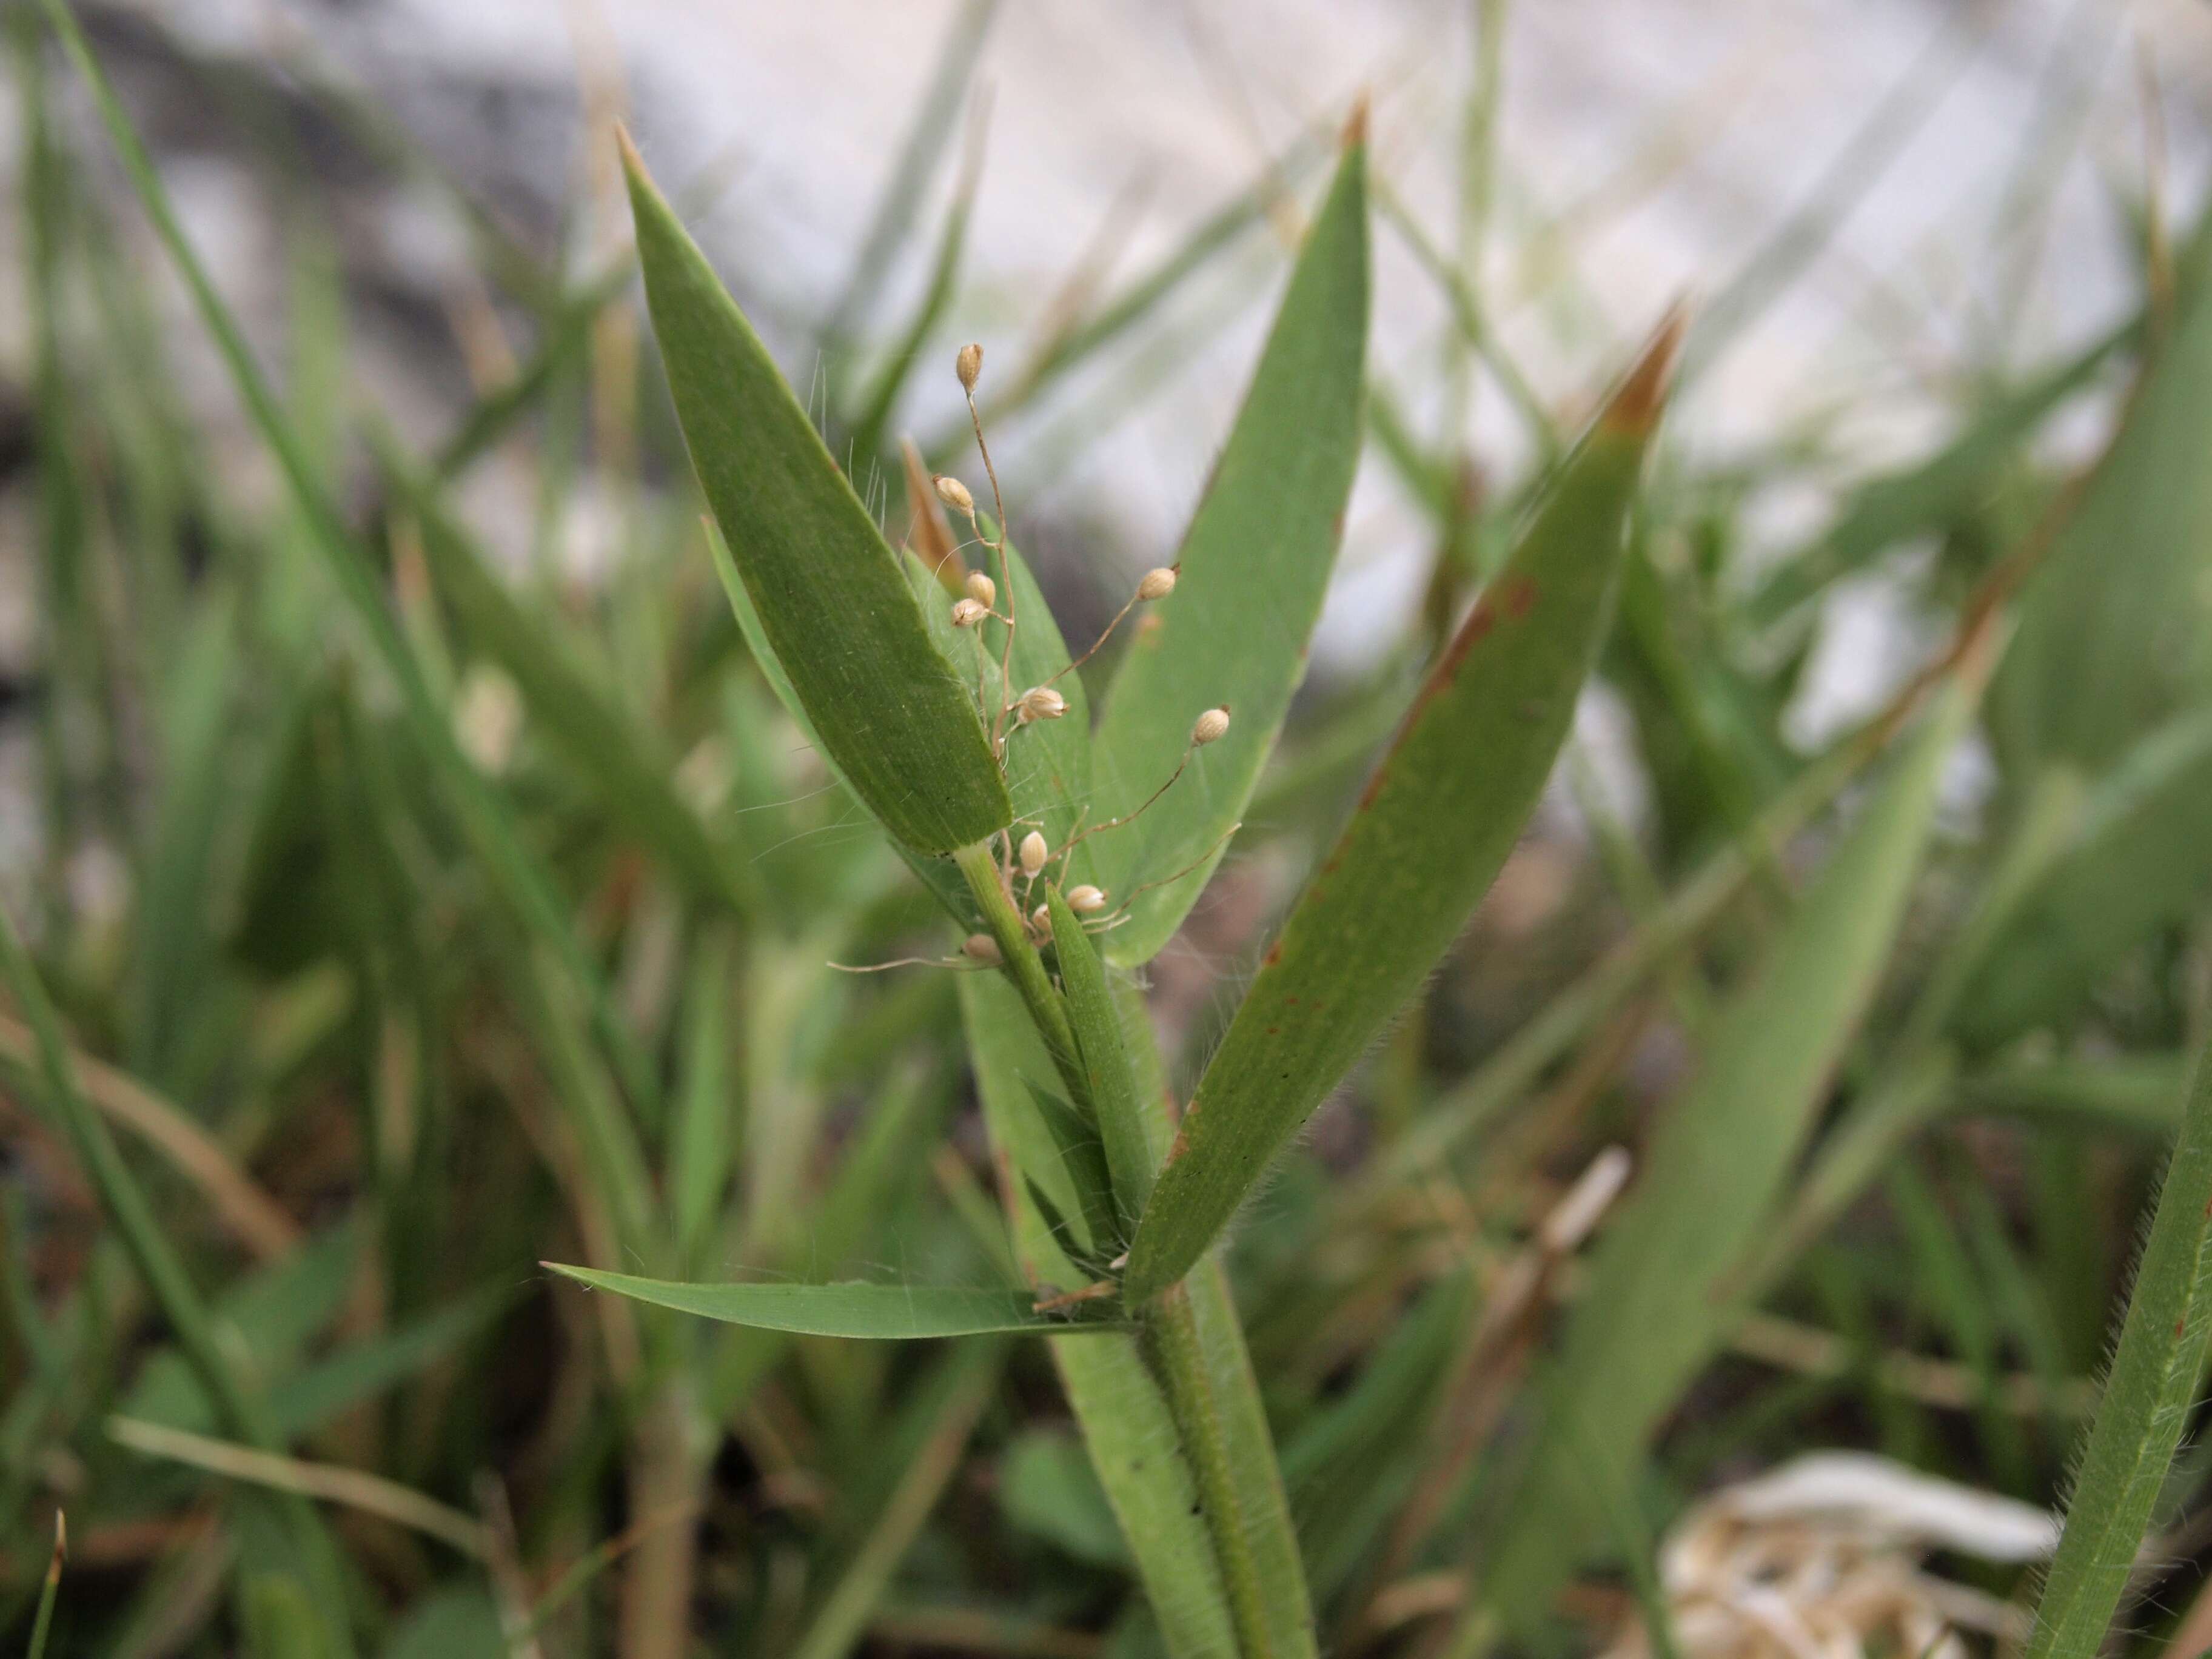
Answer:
[7,6,2212,1659]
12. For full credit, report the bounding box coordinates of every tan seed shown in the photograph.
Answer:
[1018,686,1068,723]
[1019,831,1049,876]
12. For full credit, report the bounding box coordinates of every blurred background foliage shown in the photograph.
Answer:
[5,2,2212,1656]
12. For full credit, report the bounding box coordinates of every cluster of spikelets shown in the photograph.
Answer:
[857,342,1232,973]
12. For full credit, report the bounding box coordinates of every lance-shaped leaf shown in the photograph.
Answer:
[2025,1039,2212,1659]
[622,130,1010,854]
[1991,211,2212,775]
[1087,129,1370,965]
[1467,670,1976,1643]
[1121,321,1679,1304]
[543,1266,1126,1338]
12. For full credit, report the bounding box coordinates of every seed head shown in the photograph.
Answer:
[1192,706,1231,746]
[1030,903,1050,933]
[1018,831,1049,876]
[962,933,1002,965]
[1137,566,1178,602]
[956,342,984,391]
[965,569,997,608]
[1067,884,1108,914]
[934,474,976,516]
[1017,686,1068,723]
[950,597,988,628]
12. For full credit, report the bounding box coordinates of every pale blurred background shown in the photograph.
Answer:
[4,0,2207,839]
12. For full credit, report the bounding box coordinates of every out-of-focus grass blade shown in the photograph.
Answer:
[244,1574,343,1659]
[1957,705,2212,1048]
[433,264,629,480]
[1123,320,1675,1304]
[622,130,1010,855]
[788,1341,1002,1659]
[817,0,1000,365]
[671,925,737,1256]
[131,587,239,1090]
[1001,1429,1128,1567]
[1087,130,1370,965]
[2024,1041,2212,1659]
[39,0,659,1121]
[384,452,749,910]
[543,1265,1127,1337]
[26,1512,61,1659]
[1276,1271,1475,1604]
[960,972,1241,1659]
[1463,668,1975,1645]
[1993,212,2212,773]
[0,896,356,1638]
[264,1290,514,1444]
[1746,317,2131,627]
[842,100,985,486]
[930,127,1329,460]
[1964,1053,2191,1135]
[1675,8,1989,386]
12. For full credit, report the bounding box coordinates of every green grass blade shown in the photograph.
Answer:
[788,1341,1002,1659]
[543,1267,1127,1338]
[930,128,1329,461]
[842,110,984,485]
[1047,889,1159,1225]
[385,451,749,910]
[1746,317,2132,627]
[2025,1039,2212,1659]
[621,130,1010,854]
[1088,130,1370,965]
[959,972,1241,1659]
[1958,708,2212,1048]
[817,0,1000,361]
[1466,666,1977,1642]
[671,925,738,1256]
[39,0,659,1122]
[1122,321,1677,1303]
[1993,209,2212,773]
[25,1512,61,1659]
[0,895,355,1644]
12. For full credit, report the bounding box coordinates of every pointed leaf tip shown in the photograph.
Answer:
[614,121,645,177]
[1342,93,1370,150]
[1603,305,1689,436]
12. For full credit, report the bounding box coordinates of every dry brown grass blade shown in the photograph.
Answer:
[0,1013,299,1261]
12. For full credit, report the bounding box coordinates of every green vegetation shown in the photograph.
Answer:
[7,7,2212,1658]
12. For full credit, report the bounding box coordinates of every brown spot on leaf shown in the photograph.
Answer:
[1505,575,1539,619]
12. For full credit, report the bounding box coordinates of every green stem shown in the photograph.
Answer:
[1149,1282,1295,1659]
[953,842,1081,1084]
